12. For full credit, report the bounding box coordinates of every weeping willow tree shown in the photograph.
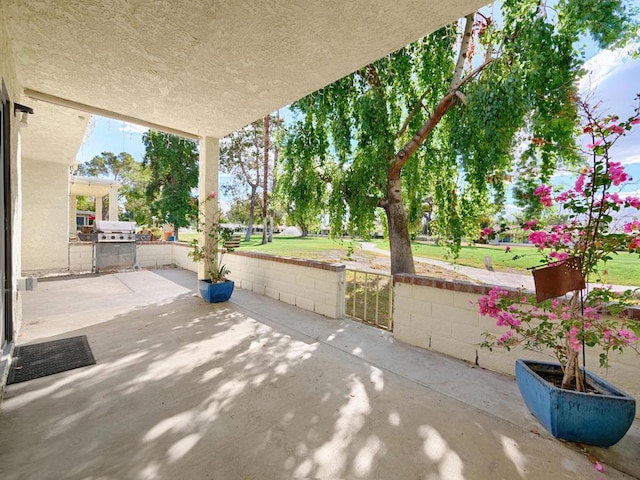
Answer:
[278,0,635,274]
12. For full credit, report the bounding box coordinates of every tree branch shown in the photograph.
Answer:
[451,13,476,90]
[391,90,459,175]
[396,90,429,139]
[458,57,494,89]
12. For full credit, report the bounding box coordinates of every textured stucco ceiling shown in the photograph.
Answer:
[19,99,90,165]
[5,0,486,140]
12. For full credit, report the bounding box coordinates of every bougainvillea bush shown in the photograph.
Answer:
[479,99,640,391]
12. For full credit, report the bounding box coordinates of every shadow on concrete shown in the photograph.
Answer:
[0,268,636,479]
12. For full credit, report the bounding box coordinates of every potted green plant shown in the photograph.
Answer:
[188,192,235,303]
[479,99,640,446]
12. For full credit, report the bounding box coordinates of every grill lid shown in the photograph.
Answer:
[95,220,136,233]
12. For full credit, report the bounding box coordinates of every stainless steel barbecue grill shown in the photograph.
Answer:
[94,220,136,242]
[93,220,137,271]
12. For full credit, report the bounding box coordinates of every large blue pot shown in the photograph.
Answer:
[515,359,636,447]
[199,279,234,303]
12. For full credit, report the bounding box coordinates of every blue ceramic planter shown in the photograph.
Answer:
[515,359,636,447]
[199,279,234,303]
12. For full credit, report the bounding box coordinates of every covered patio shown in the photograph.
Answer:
[0,268,637,479]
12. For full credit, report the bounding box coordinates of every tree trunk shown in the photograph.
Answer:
[268,212,274,242]
[245,185,257,242]
[384,174,415,275]
[300,224,308,237]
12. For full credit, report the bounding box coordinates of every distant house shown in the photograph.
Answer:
[75,210,95,230]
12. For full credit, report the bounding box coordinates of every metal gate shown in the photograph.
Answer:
[345,269,393,331]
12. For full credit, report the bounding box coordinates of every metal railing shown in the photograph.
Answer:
[345,269,393,330]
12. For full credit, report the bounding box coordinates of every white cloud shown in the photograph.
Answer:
[620,154,640,166]
[118,122,148,134]
[620,190,640,199]
[578,42,640,167]
[579,41,640,93]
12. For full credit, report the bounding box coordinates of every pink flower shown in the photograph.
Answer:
[631,118,640,125]
[208,191,217,199]
[482,227,494,237]
[505,246,511,253]
[608,124,625,135]
[568,327,581,352]
[623,221,640,233]
[478,287,508,318]
[498,331,514,344]
[583,307,600,321]
[523,219,538,231]
[625,196,640,209]
[533,185,553,207]
[574,173,586,194]
[555,190,575,203]
[607,162,628,186]
[603,192,623,205]
[618,330,638,343]
[587,140,602,150]
[549,251,569,261]
[496,310,521,327]
[529,230,548,248]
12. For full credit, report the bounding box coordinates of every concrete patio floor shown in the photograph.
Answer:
[0,268,638,479]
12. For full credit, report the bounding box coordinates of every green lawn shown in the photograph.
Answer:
[177,234,640,286]
[405,241,640,286]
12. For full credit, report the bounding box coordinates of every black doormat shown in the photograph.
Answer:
[8,335,96,385]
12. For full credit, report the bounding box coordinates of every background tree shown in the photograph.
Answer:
[280,0,634,274]
[76,151,150,222]
[220,120,264,241]
[226,198,252,225]
[142,131,199,240]
[278,116,331,237]
[119,162,152,225]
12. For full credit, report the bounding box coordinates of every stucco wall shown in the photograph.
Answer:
[68,243,94,273]
[21,159,70,274]
[171,241,196,271]
[136,242,174,268]
[172,245,346,318]
[393,274,640,413]
[223,251,346,319]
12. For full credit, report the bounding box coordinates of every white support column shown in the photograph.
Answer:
[198,136,219,280]
[95,196,103,221]
[108,186,118,221]
[69,194,77,234]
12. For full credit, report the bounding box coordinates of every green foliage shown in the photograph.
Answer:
[119,162,152,225]
[142,132,198,233]
[76,151,152,223]
[76,196,94,212]
[77,151,136,181]
[279,1,635,272]
[277,116,329,236]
